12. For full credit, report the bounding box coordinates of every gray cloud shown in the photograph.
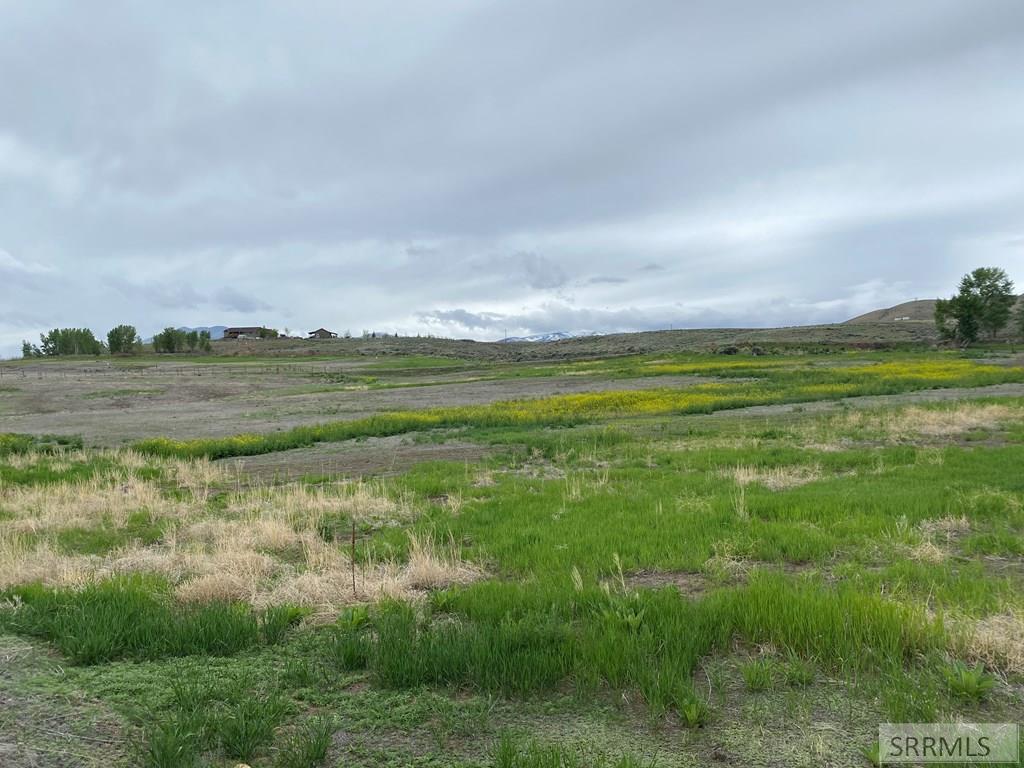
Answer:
[110,279,206,310]
[1,1,1024,356]
[518,252,568,290]
[214,287,273,313]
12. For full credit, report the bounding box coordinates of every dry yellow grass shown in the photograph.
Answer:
[964,611,1024,675]
[831,402,1022,441]
[918,515,970,541]
[226,479,413,530]
[1,474,181,533]
[907,540,947,563]
[724,464,822,491]
[0,450,479,614]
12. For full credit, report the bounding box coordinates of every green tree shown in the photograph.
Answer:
[153,327,187,353]
[185,330,199,352]
[935,267,1016,345]
[107,324,141,355]
[38,328,103,356]
[198,330,212,352]
[21,340,40,358]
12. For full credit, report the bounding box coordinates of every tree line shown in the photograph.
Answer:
[935,267,1024,346]
[21,325,212,358]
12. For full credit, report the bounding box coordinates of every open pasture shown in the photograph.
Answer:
[1,350,1023,767]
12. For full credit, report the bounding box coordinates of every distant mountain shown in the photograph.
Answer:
[180,325,227,339]
[498,331,596,343]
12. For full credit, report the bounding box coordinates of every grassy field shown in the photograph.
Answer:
[1,350,1022,767]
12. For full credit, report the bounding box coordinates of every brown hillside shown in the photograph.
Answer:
[846,296,1024,325]
[845,299,937,324]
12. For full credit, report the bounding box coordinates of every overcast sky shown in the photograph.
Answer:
[2,1,1023,354]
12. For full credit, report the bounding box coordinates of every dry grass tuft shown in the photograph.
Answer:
[908,540,947,563]
[965,611,1024,675]
[226,480,412,530]
[725,464,822,491]
[1,474,180,533]
[401,532,481,590]
[918,516,970,541]
[834,402,1022,441]
[702,542,751,581]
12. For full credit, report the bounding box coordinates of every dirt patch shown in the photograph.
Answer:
[0,360,707,446]
[221,435,493,480]
[622,570,711,597]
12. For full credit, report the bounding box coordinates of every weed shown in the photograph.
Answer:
[274,715,334,768]
[741,659,777,692]
[141,717,198,768]
[261,605,308,645]
[942,661,995,702]
[326,626,371,671]
[783,652,816,687]
[214,689,288,761]
[860,742,881,767]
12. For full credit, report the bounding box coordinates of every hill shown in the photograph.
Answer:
[846,296,1024,326]
[205,321,941,362]
[845,299,937,324]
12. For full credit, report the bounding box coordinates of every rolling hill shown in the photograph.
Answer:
[845,299,937,324]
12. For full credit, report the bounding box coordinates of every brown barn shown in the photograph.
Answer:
[223,327,266,340]
[307,328,338,339]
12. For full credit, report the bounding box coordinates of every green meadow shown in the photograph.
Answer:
[1,351,1022,766]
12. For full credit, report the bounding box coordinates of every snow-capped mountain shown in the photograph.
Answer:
[498,331,595,343]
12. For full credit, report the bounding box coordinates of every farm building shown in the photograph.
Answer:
[223,327,269,340]
[308,328,338,339]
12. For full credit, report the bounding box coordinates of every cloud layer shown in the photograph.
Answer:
[2,1,1023,353]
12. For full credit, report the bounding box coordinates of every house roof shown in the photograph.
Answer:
[308,328,335,334]
[225,327,264,333]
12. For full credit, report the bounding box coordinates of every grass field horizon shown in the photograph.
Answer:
[2,346,1022,766]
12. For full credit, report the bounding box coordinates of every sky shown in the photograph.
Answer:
[2,1,1024,355]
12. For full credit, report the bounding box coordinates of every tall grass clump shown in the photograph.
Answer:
[0,577,300,663]
[715,572,946,668]
[371,600,576,695]
[215,689,289,762]
[274,716,334,768]
[492,732,653,768]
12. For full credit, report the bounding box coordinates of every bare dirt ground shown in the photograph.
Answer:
[222,434,493,480]
[0,360,705,446]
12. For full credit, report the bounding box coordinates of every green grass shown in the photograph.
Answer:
[83,388,163,399]
[0,432,83,457]
[132,355,1024,460]
[3,350,1024,766]
[0,577,302,664]
[56,511,167,555]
